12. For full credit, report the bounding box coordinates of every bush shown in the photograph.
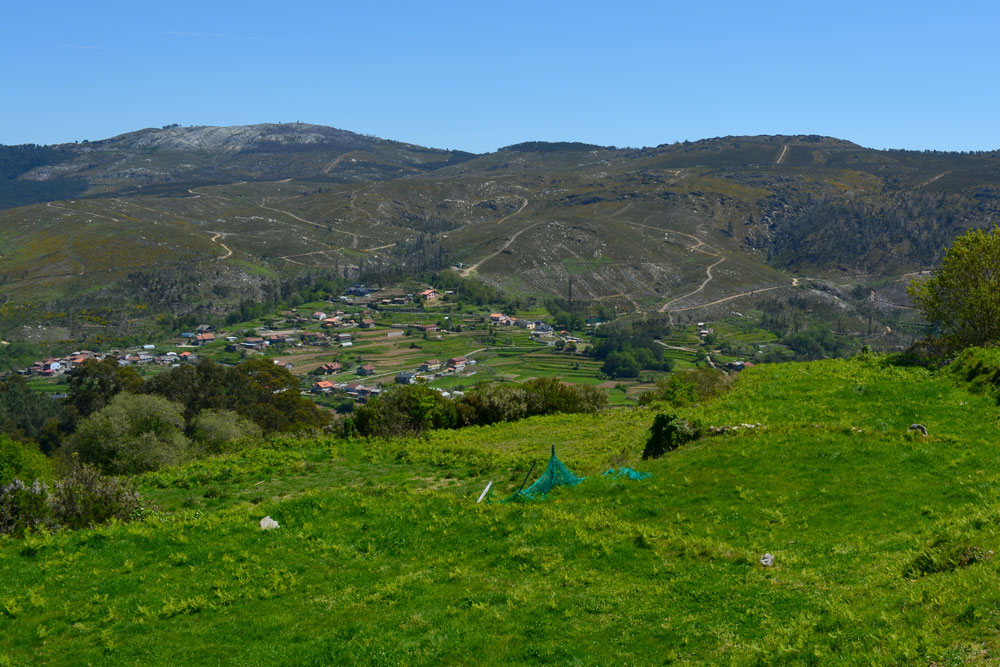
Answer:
[0,458,145,536]
[0,435,54,485]
[456,378,607,427]
[68,392,190,474]
[0,478,54,537]
[638,368,733,406]
[522,377,607,415]
[190,409,263,455]
[49,459,143,530]
[642,413,699,460]
[457,384,529,426]
[355,385,460,437]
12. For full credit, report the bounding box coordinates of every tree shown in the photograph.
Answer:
[223,359,327,433]
[0,375,63,443]
[68,392,190,474]
[66,357,143,418]
[908,226,1000,349]
[354,385,459,437]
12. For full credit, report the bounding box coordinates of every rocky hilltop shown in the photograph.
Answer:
[81,123,375,152]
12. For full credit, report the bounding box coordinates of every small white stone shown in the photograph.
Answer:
[760,553,774,567]
[260,516,280,530]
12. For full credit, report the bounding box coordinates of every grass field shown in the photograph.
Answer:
[4,356,1000,663]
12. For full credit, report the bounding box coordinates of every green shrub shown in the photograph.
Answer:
[190,409,263,455]
[456,379,607,427]
[0,435,54,486]
[457,384,529,426]
[48,458,143,530]
[522,377,607,415]
[0,478,54,537]
[639,368,733,406]
[642,413,699,459]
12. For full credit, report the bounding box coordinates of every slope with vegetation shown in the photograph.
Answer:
[4,353,1000,662]
[1,127,998,350]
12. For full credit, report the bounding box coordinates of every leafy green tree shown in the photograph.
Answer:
[68,392,190,474]
[66,357,143,418]
[0,375,63,443]
[602,350,640,378]
[224,359,328,433]
[144,358,228,420]
[355,385,459,437]
[908,226,1000,349]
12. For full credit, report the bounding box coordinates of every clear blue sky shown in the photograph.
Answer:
[3,0,998,153]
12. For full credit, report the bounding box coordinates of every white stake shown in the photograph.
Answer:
[477,481,493,503]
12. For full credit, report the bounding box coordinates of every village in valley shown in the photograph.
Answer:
[11,283,640,410]
[11,275,784,415]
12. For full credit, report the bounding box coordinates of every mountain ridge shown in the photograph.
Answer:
[2,123,1000,344]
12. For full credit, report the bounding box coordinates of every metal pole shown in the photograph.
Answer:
[514,461,537,495]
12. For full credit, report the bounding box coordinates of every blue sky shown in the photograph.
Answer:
[3,1,998,152]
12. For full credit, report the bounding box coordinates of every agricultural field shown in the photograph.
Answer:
[4,356,1000,663]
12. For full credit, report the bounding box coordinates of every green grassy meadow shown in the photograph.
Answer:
[4,357,1000,663]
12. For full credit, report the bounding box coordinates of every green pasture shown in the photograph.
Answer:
[5,358,1000,662]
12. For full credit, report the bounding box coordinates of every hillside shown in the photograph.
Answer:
[1,127,1000,343]
[3,357,1000,663]
[1,123,475,202]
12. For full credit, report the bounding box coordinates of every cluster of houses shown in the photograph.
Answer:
[20,347,202,377]
[310,381,383,402]
[312,309,378,330]
[489,312,554,334]
[310,378,464,403]
[310,355,475,398]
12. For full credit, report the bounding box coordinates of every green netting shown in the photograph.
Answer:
[504,446,584,502]
[601,467,653,481]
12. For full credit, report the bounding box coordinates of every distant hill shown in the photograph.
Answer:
[1,125,999,342]
[0,123,476,207]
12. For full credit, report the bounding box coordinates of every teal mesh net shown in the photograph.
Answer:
[601,467,653,481]
[504,446,584,502]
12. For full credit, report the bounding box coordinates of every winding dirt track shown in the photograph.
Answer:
[667,284,790,312]
[605,216,801,313]
[47,201,120,222]
[208,232,233,259]
[459,199,531,276]
[494,198,529,225]
[658,255,727,312]
[259,199,328,230]
[919,171,950,188]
